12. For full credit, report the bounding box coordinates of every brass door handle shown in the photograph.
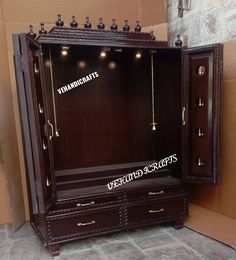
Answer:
[149,208,164,214]
[77,220,95,227]
[47,120,54,140]
[148,191,164,196]
[76,201,95,207]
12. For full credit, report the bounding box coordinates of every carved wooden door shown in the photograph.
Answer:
[182,44,223,184]
[13,34,56,213]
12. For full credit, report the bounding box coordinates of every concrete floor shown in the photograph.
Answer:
[0,222,236,260]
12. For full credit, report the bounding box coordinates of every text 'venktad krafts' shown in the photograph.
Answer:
[57,71,99,94]
[106,154,177,190]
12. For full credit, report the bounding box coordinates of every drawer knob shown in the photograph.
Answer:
[149,208,164,214]
[148,191,164,196]
[77,220,95,227]
[76,201,95,207]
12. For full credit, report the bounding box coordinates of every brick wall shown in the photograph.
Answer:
[167,0,236,47]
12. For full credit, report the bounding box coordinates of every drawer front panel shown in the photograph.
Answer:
[126,184,185,203]
[126,197,186,227]
[50,194,122,214]
[47,207,122,241]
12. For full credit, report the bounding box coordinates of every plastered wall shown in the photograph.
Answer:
[167,0,236,219]
[0,0,167,225]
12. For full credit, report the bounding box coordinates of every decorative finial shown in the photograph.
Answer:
[28,25,37,38]
[110,19,118,31]
[175,34,183,48]
[134,20,141,33]
[39,23,47,35]
[150,31,156,40]
[97,18,105,30]
[56,14,64,27]
[123,20,130,32]
[70,16,78,28]
[84,17,92,29]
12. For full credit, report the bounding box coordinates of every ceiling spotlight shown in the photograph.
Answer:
[108,61,116,69]
[100,50,107,58]
[135,51,142,59]
[100,47,110,58]
[45,60,50,67]
[78,60,87,69]
[61,46,69,56]
[114,48,123,52]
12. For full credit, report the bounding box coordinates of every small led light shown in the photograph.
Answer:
[114,48,123,52]
[61,46,69,56]
[45,60,50,67]
[100,47,110,58]
[78,60,86,69]
[62,50,68,56]
[100,50,106,58]
[135,51,142,59]
[108,61,116,69]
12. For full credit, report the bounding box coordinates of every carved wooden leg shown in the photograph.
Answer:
[48,244,60,256]
[173,219,184,230]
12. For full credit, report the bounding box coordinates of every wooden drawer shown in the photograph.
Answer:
[47,206,123,241]
[125,197,186,227]
[49,194,122,214]
[126,184,185,203]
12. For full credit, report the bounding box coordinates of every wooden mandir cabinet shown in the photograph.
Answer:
[12,20,223,256]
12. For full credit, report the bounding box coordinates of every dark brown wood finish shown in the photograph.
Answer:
[182,44,223,184]
[13,34,56,213]
[38,27,168,48]
[13,26,222,256]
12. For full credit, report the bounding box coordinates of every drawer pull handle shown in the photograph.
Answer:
[77,220,95,227]
[149,208,164,214]
[148,191,164,196]
[76,201,95,207]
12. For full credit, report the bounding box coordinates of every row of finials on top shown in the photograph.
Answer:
[27,14,183,48]
[28,15,142,38]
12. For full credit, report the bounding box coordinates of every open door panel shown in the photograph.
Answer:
[13,34,56,213]
[182,44,223,184]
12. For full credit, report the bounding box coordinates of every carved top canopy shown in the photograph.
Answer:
[37,27,168,48]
